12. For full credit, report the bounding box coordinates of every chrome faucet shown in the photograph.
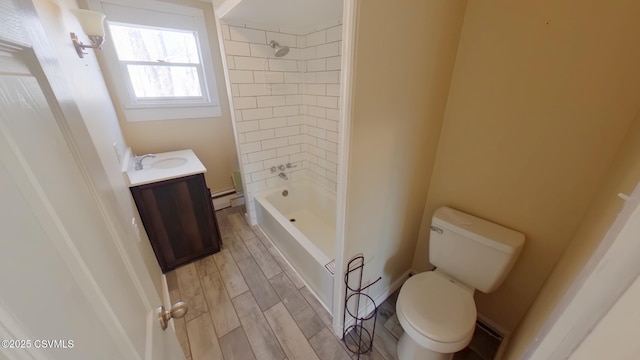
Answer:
[134,154,156,170]
[278,172,288,180]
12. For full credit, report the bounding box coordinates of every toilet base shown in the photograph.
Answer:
[397,332,453,360]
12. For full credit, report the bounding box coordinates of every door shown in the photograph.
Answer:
[0,3,183,360]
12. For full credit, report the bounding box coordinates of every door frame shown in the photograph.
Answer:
[523,182,640,359]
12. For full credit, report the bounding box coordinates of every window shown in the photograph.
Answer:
[88,0,222,121]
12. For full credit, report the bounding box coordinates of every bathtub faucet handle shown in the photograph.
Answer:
[270,166,277,173]
[278,164,286,171]
[286,162,297,169]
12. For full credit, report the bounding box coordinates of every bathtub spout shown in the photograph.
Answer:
[279,172,288,180]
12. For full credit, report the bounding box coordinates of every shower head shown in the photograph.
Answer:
[269,40,290,57]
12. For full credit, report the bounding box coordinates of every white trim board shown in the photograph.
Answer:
[524,182,640,359]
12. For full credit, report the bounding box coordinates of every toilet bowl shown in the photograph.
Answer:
[396,271,476,360]
[395,206,525,360]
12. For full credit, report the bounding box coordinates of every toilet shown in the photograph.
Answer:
[396,206,525,360]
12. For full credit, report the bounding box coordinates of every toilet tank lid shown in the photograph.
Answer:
[433,207,525,254]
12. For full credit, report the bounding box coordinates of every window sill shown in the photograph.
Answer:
[123,105,222,122]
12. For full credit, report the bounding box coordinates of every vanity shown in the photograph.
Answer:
[126,149,221,273]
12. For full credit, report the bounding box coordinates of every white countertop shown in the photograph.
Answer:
[125,149,207,187]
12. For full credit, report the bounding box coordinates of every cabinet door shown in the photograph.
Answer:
[131,174,221,272]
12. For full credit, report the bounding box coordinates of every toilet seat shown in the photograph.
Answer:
[397,271,476,353]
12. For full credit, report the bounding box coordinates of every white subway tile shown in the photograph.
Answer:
[297,35,306,48]
[308,127,326,139]
[298,61,307,72]
[303,72,317,83]
[310,163,326,176]
[224,40,251,56]
[234,109,243,121]
[287,115,305,125]
[249,43,275,58]
[261,137,288,150]
[299,105,309,116]
[242,107,273,120]
[245,129,275,142]
[306,30,326,47]
[317,96,338,109]
[266,32,297,47]
[235,56,268,70]
[238,84,270,96]
[326,150,339,164]
[237,133,246,144]
[326,171,338,184]
[273,105,299,117]
[245,23,280,32]
[231,84,240,96]
[254,71,284,83]
[316,42,340,58]
[285,72,304,83]
[307,84,326,96]
[259,117,287,129]
[240,141,261,153]
[237,120,260,133]
[270,84,299,95]
[264,156,290,168]
[326,84,340,97]
[277,145,301,157]
[326,131,339,144]
[318,138,338,152]
[247,148,276,162]
[326,108,340,120]
[326,25,342,42]
[226,55,235,69]
[221,24,231,40]
[305,116,317,126]
[317,158,337,173]
[275,126,300,137]
[243,161,264,173]
[308,106,327,118]
[288,134,305,145]
[308,145,326,159]
[233,96,257,110]
[326,56,341,70]
[230,26,267,44]
[257,95,286,107]
[286,95,303,105]
[268,59,298,71]
[317,118,338,131]
[307,58,326,72]
[251,169,273,182]
[303,47,316,60]
[303,95,317,106]
[228,70,254,84]
[317,71,340,84]
[290,152,306,163]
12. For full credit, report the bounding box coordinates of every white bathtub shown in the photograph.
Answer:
[254,179,336,311]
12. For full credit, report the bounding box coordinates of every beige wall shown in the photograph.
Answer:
[34,0,164,296]
[413,0,640,332]
[98,0,239,193]
[344,0,466,295]
[504,111,640,358]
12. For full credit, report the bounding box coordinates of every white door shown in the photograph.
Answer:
[0,5,183,360]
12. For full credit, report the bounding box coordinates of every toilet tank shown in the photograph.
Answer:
[429,206,525,293]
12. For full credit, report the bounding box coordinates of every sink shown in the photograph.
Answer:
[126,149,206,187]
[151,157,188,169]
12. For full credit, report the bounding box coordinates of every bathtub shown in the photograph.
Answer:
[254,179,336,311]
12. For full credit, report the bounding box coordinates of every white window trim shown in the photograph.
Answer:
[87,0,222,121]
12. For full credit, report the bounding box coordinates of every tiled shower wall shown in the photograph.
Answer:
[221,22,342,220]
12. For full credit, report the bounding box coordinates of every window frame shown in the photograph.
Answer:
[87,0,222,121]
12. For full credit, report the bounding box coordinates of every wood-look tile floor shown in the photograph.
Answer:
[167,206,500,360]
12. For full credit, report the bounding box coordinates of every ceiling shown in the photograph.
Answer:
[215,0,343,33]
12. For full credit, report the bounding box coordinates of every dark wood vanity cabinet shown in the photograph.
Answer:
[130,173,221,273]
